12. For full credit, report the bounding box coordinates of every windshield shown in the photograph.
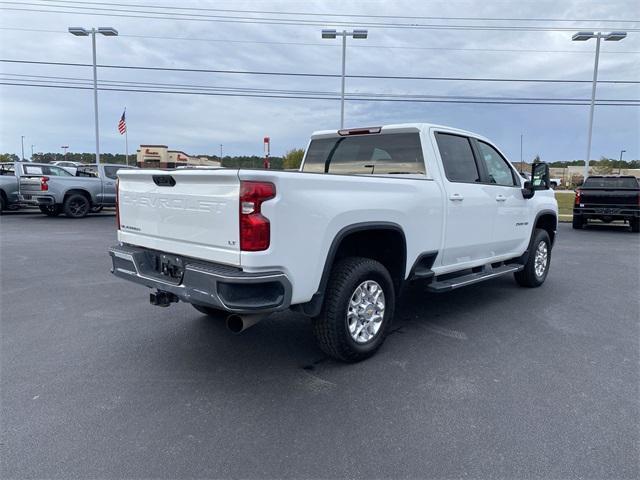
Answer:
[583,177,639,189]
[302,132,425,175]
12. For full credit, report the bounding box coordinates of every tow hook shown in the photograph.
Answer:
[150,290,179,307]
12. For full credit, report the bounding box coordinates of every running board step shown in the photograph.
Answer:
[427,264,523,292]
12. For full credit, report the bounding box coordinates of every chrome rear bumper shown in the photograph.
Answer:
[109,244,292,314]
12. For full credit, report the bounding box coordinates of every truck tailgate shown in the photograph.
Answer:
[117,169,241,266]
[580,189,639,206]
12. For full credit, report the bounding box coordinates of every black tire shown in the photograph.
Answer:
[312,257,395,362]
[572,215,583,229]
[63,194,90,218]
[39,205,62,217]
[514,229,551,288]
[630,217,639,233]
[192,304,227,318]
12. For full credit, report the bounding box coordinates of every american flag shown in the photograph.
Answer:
[118,109,126,135]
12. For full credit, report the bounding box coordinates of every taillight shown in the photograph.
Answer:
[239,181,275,251]
[574,189,581,206]
[40,176,49,191]
[115,178,120,230]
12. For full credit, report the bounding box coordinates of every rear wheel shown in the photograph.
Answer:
[312,257,395,362]
[630,217,639,233]
[39,205,62,217]
[572,215,584,229]
[63,194,90,218]
[514,229,551,288]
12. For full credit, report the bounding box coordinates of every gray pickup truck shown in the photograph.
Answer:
[0,163,20,214]
[18,163,136,218]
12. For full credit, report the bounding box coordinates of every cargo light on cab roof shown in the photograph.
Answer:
[337,127,382,136]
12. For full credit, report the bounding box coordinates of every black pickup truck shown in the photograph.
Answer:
[573,176,640,232]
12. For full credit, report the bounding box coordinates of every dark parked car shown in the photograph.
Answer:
[573,176,640,232]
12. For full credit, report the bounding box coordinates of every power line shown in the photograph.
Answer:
[33,0,640,24]
[3,72,638,103]
[2,27,639,55]
[3,3,640,32]
[2,59,639,84]
[2,81,639,106]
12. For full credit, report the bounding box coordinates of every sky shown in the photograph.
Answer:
[0,0,639,162]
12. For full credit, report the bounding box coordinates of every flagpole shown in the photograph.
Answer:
[124,107,129,166]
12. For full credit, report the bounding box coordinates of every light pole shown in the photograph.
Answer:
[31,144,35,161]
[69,26,119,166]
[572,31,627,180]
[321,29,368,128]
[219,144,223,159]
[520,133,523,166]
[20,135,25,161]
[61,145,69,161]
[619,149,626,174]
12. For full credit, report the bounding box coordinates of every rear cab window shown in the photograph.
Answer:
[22,165,73,176]
[103,166,131,180]
[301,132,425,175]
[582,177,639,189]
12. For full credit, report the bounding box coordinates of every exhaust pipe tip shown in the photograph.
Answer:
[225,313,267,334]
[226,314,245,334]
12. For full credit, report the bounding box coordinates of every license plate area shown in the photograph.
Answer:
[139,251,185,284]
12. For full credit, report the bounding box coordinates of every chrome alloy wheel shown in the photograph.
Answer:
[346,280,385,344]
[534,240,548,278]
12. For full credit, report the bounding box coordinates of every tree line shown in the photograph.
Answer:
[2,151,636,171]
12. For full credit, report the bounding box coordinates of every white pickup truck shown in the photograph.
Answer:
[110,123,558,362]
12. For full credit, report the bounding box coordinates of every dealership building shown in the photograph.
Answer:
[136,145,221,169]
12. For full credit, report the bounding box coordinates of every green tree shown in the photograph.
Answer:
[0,153,19,162]
[282,148,305,170]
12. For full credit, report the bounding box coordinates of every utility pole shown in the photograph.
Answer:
[20,135,25,161]
[31,144,35,161]
[219,144,223,159]
[520,134,523,171]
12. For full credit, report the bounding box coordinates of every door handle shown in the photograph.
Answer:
[449,193,464,201]
[496,194,507,202]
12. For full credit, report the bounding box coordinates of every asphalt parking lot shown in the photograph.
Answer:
[1,212,638,479]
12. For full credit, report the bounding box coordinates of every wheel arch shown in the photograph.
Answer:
[294,222,407,317]
[63,189,92,204]
[515,209,557,266]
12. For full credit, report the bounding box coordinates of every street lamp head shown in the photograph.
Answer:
[604,31,627,41]
[322,29,337,39]
[98,27,119,36]
[68,27,90,36]
[572,31,595,41]
[352,29,368,39]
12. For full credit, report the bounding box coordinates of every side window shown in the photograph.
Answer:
[103,166,122,179]
[435,133,480,183]
[477,141,517,186]
[23,165,43,175]
[44,166,73,177]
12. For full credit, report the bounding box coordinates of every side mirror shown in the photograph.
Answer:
[531,162,550,190]
[521,180,535,199]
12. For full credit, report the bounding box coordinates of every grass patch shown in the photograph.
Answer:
[555,191,575,217]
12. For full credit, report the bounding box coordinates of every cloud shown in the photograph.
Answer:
[0,0,638,160]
